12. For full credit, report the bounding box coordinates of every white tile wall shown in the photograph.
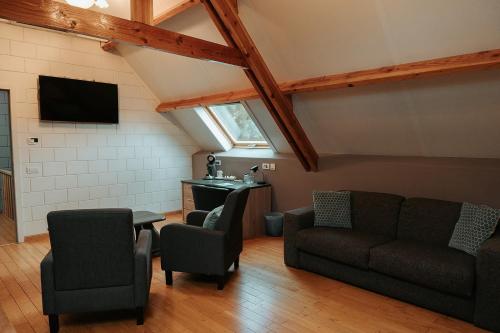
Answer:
[0,22,199,237]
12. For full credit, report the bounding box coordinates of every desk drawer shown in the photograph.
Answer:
[182,183,193,221]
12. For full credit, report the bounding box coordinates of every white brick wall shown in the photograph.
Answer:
[0,22,199,237]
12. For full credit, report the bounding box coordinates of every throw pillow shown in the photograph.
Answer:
[313,191,352,228]
[449,202,500,256]
[202,205,224,230]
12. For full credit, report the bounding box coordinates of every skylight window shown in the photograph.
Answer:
[207,103,269,148]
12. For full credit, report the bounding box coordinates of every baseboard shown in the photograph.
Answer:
[25,233,48,241]
[164,210,182,217]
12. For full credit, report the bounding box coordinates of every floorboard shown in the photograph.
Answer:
[0,214,16,246]
[0,216,488,332]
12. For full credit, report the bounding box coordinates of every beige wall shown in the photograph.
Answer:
[193,152,500,212]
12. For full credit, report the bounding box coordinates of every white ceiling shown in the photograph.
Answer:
[112,0,500,159]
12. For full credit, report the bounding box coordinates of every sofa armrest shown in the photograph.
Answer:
[160,223,226,275]
[284,206,315,268]
[40,251,56,315]
[474,234,500,331]
[186,210,210,227]
[134,230,152,307]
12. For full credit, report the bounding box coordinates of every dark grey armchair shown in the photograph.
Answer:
[41,209,152,333]
[160,187,250,290]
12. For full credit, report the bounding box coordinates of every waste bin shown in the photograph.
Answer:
[265,212,284,237]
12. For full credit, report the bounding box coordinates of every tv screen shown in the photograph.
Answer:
[39,76,119,124]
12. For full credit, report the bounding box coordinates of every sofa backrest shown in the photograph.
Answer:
[397,198,462,246]
[350,191,405,238]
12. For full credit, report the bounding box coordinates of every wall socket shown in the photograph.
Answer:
[27,137,39,145]
[215,160,222,166]
[262,163,276,171]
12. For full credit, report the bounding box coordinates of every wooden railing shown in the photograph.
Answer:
[0,169,15,220]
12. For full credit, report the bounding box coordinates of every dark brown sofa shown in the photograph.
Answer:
[284,191,500,332]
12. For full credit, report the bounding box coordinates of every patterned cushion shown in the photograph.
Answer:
[313,191,351,228]
[202,205,224,230]
[449,202,500,256]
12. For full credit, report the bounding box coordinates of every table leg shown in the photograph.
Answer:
[141,222,161,256]
[134,225,142,241]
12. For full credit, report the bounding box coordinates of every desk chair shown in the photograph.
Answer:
[192,185,231,211]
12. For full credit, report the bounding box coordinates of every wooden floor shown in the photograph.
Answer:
[0,213,16,246]
[0,220,488,333]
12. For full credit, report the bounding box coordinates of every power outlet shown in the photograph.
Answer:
[27,137,39,145]
[215,160,222,166]
[270,163,276,171]
[262,163,270,170]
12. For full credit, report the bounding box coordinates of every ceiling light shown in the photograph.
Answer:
[65,0,109,9]
[65,0,94,9]
[95,0,109,8]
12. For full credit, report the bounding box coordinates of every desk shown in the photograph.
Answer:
[181,179,272,239]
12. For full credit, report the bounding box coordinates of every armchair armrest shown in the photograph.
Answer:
[134,230,152,307]
[40,251,56,315]
[284,206,315,267]
[186,210,210,227]
[474,234,500,331]
[160,223,226,275]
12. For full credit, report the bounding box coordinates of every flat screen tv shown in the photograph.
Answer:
[39,75,119,124]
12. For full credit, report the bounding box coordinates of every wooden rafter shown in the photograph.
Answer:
[131,0,153,25]
[202,0,318,171]
[153,0,201,25]
[156,48,500,112]
[0,0,246,67]
[100,41,119,53]
[153,0,237,26]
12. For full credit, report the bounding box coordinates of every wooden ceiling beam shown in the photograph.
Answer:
[131,0,153,25]
[153,0,201,26]
[100,41,119,53]
[156,48,500,111]
[153,0,237,26]
[202,0,318,171]
[0,0,246,67]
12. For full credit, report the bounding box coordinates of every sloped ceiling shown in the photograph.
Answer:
[115,0,500,158]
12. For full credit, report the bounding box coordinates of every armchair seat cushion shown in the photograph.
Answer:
[370,240,475,297]
[296,227,392,269]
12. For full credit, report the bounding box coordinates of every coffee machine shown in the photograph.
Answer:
[206,152,217,179]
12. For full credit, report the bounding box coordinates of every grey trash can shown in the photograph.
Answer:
[265,212,284,237]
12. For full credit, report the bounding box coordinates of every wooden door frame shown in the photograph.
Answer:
[0,87,22,242]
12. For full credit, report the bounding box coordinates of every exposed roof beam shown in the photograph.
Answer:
[153,0,237,26]
[131,0,153,25]
[202,0,318,171]
[156,48,500,111]
[0,0,246,67]
[153,0,201,26]
[100,41,119,53]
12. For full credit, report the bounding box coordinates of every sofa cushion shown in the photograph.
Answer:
[370,240,475,298]
[296,227,392,270]
[313,191,351,228]
[202,205,224,230]
[350,191,404,238]
[449,202,500,256]
[398,198,462,246]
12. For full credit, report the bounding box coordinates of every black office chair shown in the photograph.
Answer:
[192,185,231,211]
